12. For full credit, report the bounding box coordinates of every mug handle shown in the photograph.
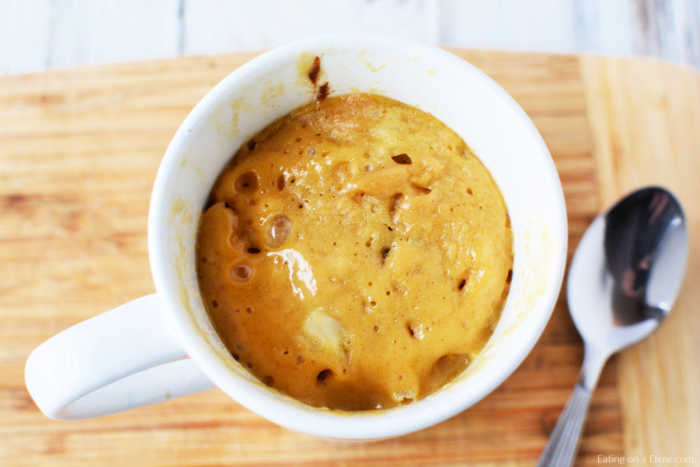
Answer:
[25,294,215,420]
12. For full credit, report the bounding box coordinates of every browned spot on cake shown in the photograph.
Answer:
[317,82,329,102]
[391,153,412,164]
[308,56,321,85]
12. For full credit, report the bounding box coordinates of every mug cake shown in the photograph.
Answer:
[196,92,513,410]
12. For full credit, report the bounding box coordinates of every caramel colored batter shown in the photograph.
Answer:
[197,94,512,410]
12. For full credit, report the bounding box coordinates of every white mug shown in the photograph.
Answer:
[25,35,567,440]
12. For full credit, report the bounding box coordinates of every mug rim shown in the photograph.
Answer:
[148,34,568,439]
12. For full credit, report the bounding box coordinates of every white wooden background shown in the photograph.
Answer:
[2,0,700,75]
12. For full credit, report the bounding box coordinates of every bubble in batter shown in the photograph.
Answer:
[235,171,258,193]
[231,263,253,282]
[266,214,292,248]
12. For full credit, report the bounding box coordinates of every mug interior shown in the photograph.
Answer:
[148,35,567,439]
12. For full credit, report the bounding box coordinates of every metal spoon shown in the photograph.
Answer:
[537,186,688,467]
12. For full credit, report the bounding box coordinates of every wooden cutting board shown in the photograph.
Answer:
[1,50,698,467]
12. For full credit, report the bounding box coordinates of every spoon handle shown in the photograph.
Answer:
[536,382,592,467]
[537,347,608,467]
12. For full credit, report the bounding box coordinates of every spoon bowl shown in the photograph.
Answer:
[568,186,687,357]
[538,186,688,466]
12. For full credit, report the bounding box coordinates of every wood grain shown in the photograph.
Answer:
[0,50,696,466]
[6,1,700,75]
[581,55,700,462]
